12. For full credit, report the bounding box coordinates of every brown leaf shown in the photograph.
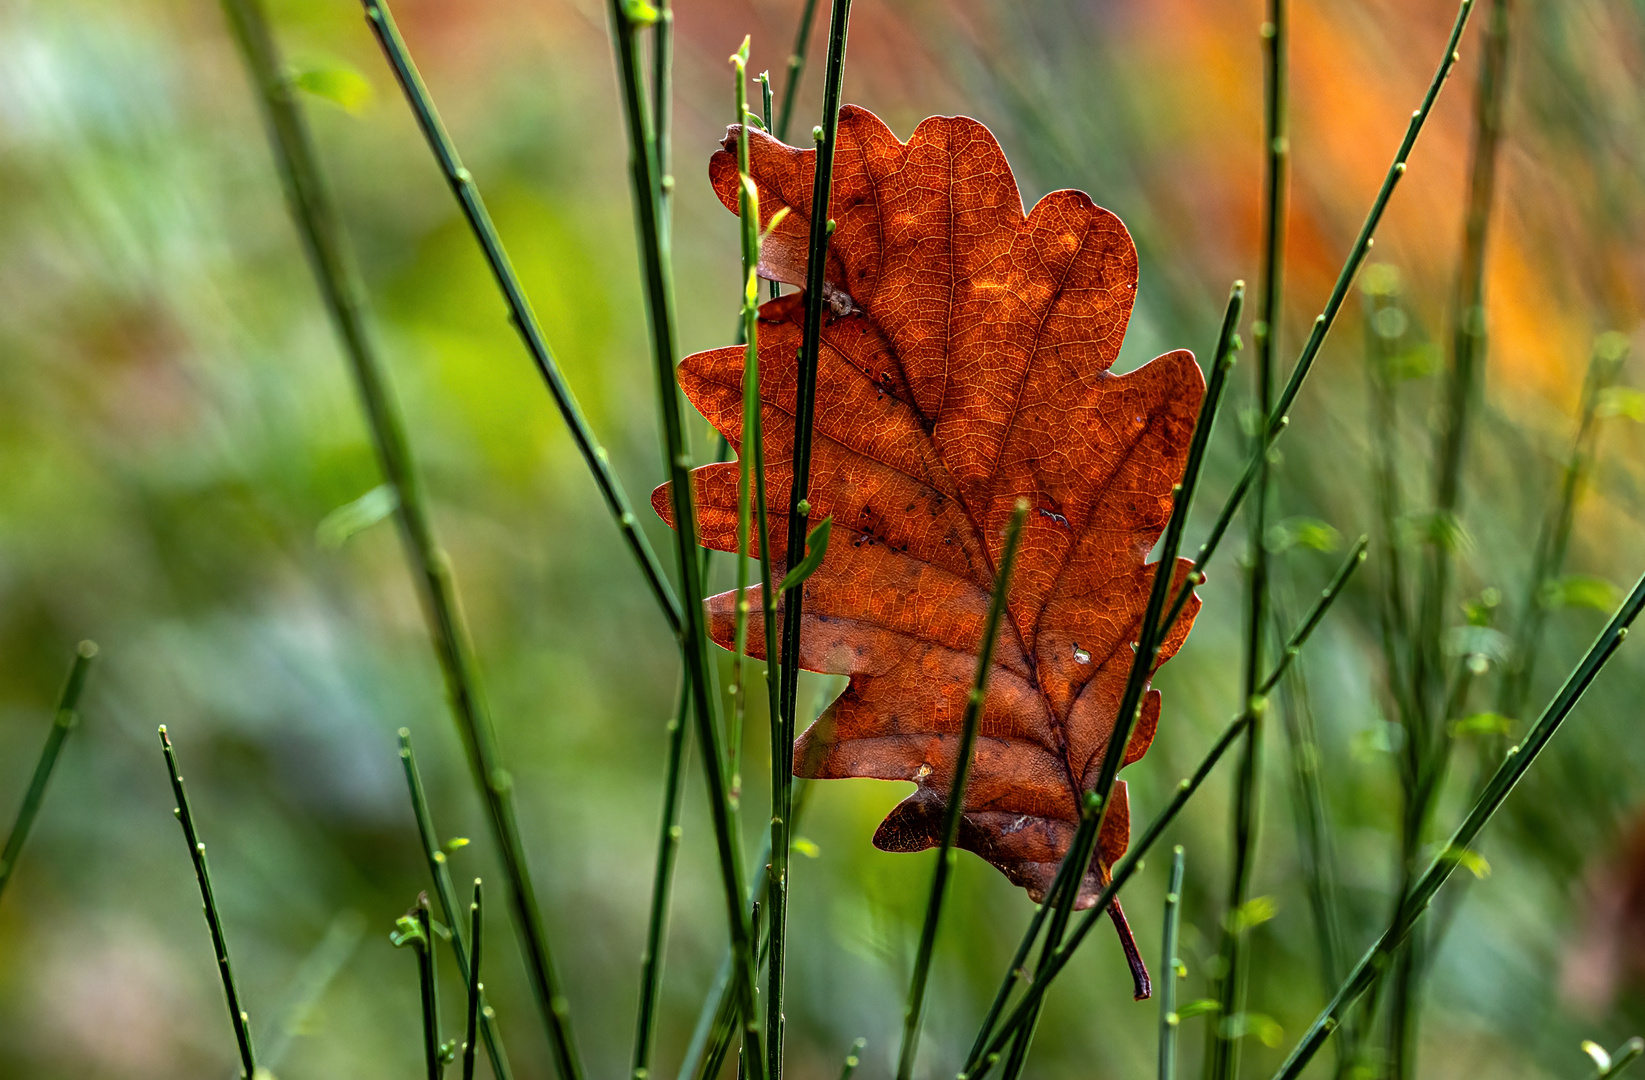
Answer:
[655,106,1203,914]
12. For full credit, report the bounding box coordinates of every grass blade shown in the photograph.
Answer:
[1158,846,1186,1080]
[1269,569,1645,1080]
[357,0,680,634]
[0,641,96,907]
[159,726,258,1080]
[399,730,513,1080]
[896,503,1029,1080]
[215,3,585,1073]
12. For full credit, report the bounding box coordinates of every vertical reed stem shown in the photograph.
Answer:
[415,898,444,1080]
[1159,847,1186,1080]
[775,0,824,142]
[160,726,258,1080]
[896,504,1029,1080]
[0,641,96,907]
[605,5,767,1077]
[464,881,484,1080]
[771,7,853,1075]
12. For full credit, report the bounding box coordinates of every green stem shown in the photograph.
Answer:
[731,37,759,808]
[839,1038,867,1080]
[357,0,680,634]
[1159,847,1186,1080]
[632,677,692,1080]
[605,8,767,1076]
[896,504,1030,1080]
[464,882,484,1080]
[399,730,514,1080]
[414,898,444,1080]
[0,641,96,906]
[1269,570,1645,1080]
[962,541,1367,1079]
[771,7,853,1075]
[217,4,583,1073]
[1599,1038,1645,1079]
[1209,7,1287,1075]
[159,726,258,1079]
[775,0,824,142]
[1498,333,1627,720]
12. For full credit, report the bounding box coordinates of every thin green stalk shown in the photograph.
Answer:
[606,2,768,1076]
[632,677,692,1080]
[1208,6,1287,1075]
[653,0,673,226]
[399,730,513,1080]
[1498,334,1628,719]
[775,0,824,141]
[679,780,814,1080]
[1269,569,1645,1080]
[0,641,96,906]
[464,882,484,1080]
[1392,5,1510,1069]
[159,726,257,1080]
[897,504,1029,1080]
[1160,847,1186,1080]
[415,898,445,1080]
[259,910,367,1072]
[965,285,1242,1079]
[772,6,854,1075]
[217,4,583,1074]
[357,0,679,634]
[992,284,1246,1080]
[839,1038,867,1080]
[1185,0,1477,589]
[759,73,775,135]
[965,542,1367,1079]
[730,36,760,805]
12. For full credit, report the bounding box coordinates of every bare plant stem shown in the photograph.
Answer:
[1209,8,1287,1076]
[839,1038,867,1080]
[631,677,691,1080]
[896,504,1029,1080]
[771,6,853,1075]
[464,882,484,1080]
[1270,570,1645,1080]
[605,6,767,1077]
[962,540,1367,1079]
[216,4,584,1074]
[0,641,96,907]
[1159,847,1186,1080]
[358,0,680,634]
[775,0,824,142]
[159,726,257,1080]
[730,36,760,807]
[965,285,1246,1079]
[1391,4,1510,1069]
[414,898,445,1080]
[1498,333,1628,719]
[399,730,513,1080]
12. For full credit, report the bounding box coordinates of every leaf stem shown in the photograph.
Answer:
[159,726,258,1080]
[356,0,680,634]
[1158,846,1186,1080]
[0,641,96,907]
[216,3,584,1073]
[399,729,514,1080]
[1268,570,1645,1080]
[896,503,1029,1080]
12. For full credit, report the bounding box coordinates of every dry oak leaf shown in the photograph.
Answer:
[654,105,1204,917]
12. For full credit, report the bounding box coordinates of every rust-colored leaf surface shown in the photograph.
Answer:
[655,106,1204,913]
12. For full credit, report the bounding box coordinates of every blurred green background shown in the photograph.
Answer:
[1,0,1643,1077]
